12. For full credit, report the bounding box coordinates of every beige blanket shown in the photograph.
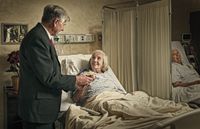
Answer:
[65,91,192,129]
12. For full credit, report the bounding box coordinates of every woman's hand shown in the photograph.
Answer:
[173,80,200,87]
[173,81,183,87]
[193,80,200,85]
[81,71,96,80]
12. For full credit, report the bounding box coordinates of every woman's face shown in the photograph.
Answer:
[172,49,182,64]
[90,52,104,73]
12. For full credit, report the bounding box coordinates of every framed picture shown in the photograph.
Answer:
[1,23,28,44]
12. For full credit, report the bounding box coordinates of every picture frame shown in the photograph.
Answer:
[1,23,28,44]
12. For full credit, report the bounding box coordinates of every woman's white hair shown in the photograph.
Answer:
[89,50,109,72]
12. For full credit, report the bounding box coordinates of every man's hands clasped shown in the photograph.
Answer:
[76,75,95,89]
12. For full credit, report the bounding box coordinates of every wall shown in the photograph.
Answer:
[172,0,200,41]
[0,0,129,128]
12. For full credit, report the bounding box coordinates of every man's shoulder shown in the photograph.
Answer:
[30,23,45,34]
[25,23,47,40]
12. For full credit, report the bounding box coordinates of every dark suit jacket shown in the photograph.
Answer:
[18,23,76,123]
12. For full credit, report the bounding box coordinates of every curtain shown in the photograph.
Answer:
[103,0,171,99]
[137,0,171,98]
[103,8,137,92]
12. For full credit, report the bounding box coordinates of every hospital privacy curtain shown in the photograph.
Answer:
[103,8,137,92]
[103,0,171,99]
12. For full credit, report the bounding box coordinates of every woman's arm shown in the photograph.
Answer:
[72,86,87,103]
[172,80,200,87]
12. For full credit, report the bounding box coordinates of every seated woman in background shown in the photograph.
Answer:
[172,48,200,103]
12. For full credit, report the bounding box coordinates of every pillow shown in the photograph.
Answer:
[58,54,91,111]
[58,54,91,75]
[172,41,190,65]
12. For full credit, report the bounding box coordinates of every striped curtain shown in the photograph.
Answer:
[137,0,171,98]
[103,8,137,92]
[103,0,171,99]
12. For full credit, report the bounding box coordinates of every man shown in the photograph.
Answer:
[18,4,94,129]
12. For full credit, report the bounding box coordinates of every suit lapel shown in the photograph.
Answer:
[36,23,60,67]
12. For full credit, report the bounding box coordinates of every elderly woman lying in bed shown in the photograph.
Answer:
[66,50,193,129]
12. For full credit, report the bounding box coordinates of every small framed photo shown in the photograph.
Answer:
[1,23,28,44]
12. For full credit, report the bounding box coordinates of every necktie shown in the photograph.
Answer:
[49,39,54,46]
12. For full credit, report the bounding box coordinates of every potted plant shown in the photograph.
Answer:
[6,50,20,93]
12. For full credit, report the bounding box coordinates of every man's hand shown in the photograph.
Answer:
[76,75,94,89]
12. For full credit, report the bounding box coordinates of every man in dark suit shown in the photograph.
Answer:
[18,4,94,129]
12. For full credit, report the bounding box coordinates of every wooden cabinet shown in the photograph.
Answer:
[3,86,64,129]
[4,86,22,129]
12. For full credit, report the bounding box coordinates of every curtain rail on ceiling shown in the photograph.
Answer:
[103,0,161,10]
[103,0,136,10]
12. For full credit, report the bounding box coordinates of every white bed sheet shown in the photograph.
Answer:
[65,91,193,129]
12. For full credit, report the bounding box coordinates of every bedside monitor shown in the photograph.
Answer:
[182,33,192,43]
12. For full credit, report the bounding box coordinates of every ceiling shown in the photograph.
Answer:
[104,0,161,9]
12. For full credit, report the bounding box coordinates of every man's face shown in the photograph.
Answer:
[51,18,66,36]
[172,49,182,64]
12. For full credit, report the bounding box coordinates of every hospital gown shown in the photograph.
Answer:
[172,62,200,102]
[72,69,126,106]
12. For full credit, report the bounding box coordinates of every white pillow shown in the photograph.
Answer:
[58,54,91,75]
[172,41,190,65]
[58,54,91,111]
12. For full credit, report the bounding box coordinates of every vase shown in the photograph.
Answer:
[11,75,19,94]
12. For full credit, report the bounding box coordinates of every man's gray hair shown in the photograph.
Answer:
[41,4,70,23]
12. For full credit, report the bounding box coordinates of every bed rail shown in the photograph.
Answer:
[149,108,200,129]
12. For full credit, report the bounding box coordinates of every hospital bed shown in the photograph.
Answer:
[171,41,200,106]
[55,53,200,129]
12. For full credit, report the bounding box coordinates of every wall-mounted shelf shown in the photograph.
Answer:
[54,34,95,44]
